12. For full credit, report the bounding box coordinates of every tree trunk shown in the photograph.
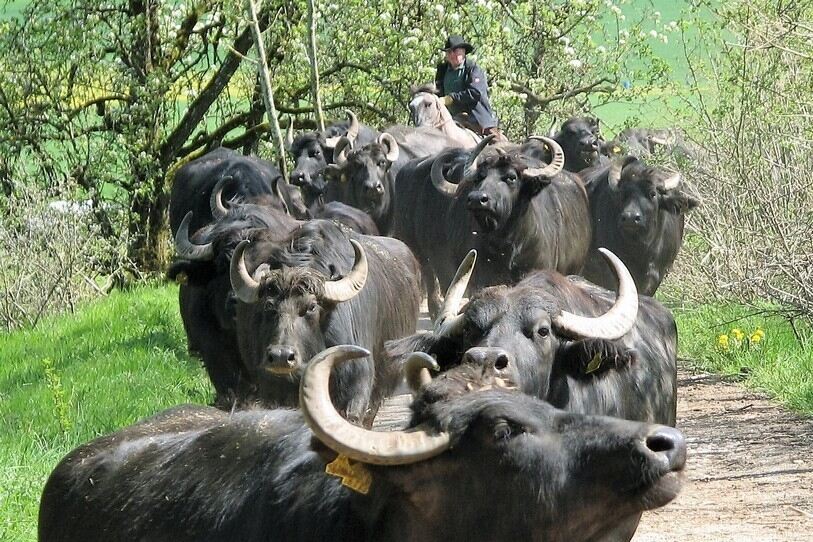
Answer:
[307,0,325,132]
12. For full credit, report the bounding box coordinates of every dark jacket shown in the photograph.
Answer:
[435,59,499,132]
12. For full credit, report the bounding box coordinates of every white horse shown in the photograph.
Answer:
[408,84,481,149]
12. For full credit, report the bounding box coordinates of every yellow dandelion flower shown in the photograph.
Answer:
[753,327,765,339]
[731,328,745,342]
[717,334,730,351]
[749,332,763,345]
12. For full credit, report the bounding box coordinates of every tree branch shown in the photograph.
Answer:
[510,77,616,108]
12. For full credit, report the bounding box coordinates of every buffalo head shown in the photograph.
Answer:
[431,135,565,233]
[606,156,700,244]
[553,117,603,172]
[230,238,368,378]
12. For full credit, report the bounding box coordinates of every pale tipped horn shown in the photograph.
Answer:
[660,171,681,191]
[608,159,623,190]
[272,177,291,216]
[345,110,359,144]
[322,239,368,303]
[378,133,400,163]
[434,250,476,332]
[285,119,295,150]
[175,211,214,261]
[210,177,231,219]
[333,136,352,165]
[463,133,496,181]
[301,345,451,465]
[229,240,265,304]
[524,136,565,178]
[430,152,460,197]
[552,248,638,340]
[404,352,440,393]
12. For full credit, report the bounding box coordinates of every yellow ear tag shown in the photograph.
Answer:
[584,352,603,374]
[612,146,621,154]
[175,272,188,285]
[325,454,372,494]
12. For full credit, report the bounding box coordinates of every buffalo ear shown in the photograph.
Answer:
[310,435,339,464]
[659,190,700,214]
[556,339,638,379]
[521,172,552,197]
[324,164,346,183]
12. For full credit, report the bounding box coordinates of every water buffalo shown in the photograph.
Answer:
[394,135,591,316]
[323,125,452,234]
[39,345,686,542]
[551,116,606,172]
[605,127,695,161]
[168,202,300,406]
[288,110,380,208]
[229,220,421,422]
[581,156,700,295]
[169,146,308,236]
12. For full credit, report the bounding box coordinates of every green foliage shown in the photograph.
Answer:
[675,303,813,414]
[0,284,211,540]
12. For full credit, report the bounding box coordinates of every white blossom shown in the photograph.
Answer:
[596,45,607,54]
[649,29,658,39]
[563,46,575,56]
[568,58,583,69]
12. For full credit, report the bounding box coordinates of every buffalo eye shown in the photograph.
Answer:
[537,326,550,338]
[309,149,320,158]
[503,174,517,185]
[493,419,525,442]
[649,190,658,199]
[378,159,387,168]
[302,301,318,316]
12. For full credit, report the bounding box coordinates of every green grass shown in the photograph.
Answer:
[0,284,212,541]
[674,303,813,414]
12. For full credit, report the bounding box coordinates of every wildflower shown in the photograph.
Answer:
[749,327,765,345]
[568,58,583,69]
[596,45,607,54]
[717,334,729,351]
[731,328,745,342]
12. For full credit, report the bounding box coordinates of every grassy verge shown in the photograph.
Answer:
[0,284,211,541]
[673,302,813,415]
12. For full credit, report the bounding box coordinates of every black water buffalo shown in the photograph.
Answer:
[168,204,300,405]
[169,147,307,236]
[389,251,678,541]
[394,136,591,315]
[39,345,686,542]
[229,220,421,422]
[324,125,452,234]
[581,156,700,295]
[551,116,606,172]
[288,111,380,207]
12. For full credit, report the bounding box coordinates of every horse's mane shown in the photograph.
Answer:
[411,83,439,96]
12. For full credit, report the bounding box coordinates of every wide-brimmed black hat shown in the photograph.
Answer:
[441,35,474,53]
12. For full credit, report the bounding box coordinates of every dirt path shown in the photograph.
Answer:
[635,367,813,541]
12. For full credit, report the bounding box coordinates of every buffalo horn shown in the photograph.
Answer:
[322,239,368,303]
[175,211,214,261]
[345,110,360,145]
[210,177,231,219]
[463,133,496,181]
[230,240,265,304]
[285,119,294,150]
[430,153,460,197]
[301,345,451,465]
[333,136,352,165]
[434,249,476,335]
[404,352,439,393]
[524,136,565,178]
[378,133,400,163]
[272,177,291,216]
[660,171,681,191]
[608,159,623,190]
[553,248,638,340]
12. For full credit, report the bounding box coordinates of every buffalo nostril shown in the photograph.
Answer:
[479,194,489,204]
[494,354,509,370]
[646,427,687,470]
[376,184,384,194]
[286,351,296,362]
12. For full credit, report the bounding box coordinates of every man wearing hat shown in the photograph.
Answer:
[434,35,506,141]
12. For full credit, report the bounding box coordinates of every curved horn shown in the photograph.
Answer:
[434,250,476,331]
[333,136,352,165]
[463,133,496,181]
[345,110,359,145]
[660,171,681,191]
[377,133,400,163]
[272,177,291,216]
[524,136,565,178]
[322,239,368,303]
[210,177,231,219]
[404,352,439,394]
[175,211,214,261]
[608,159,623,190]
[229,240,264,304]
[430,153,460,197]
[301,345,451,465]
[285,119,295,150]
[553,248,638,340]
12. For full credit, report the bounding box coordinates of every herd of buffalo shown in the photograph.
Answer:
[38,93,701,541]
